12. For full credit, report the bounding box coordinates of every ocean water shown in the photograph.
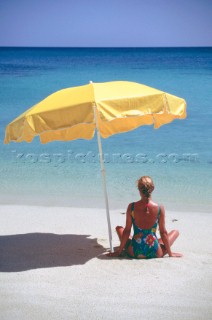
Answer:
[0,47,211,212]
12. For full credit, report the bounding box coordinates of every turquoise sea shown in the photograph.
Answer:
[0,47,211,212]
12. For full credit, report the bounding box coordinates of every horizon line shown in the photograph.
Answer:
[0,45,212,49]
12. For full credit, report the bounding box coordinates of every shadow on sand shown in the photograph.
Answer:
[0,233,105,272]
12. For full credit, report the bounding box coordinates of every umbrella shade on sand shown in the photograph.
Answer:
[4,81,187,251]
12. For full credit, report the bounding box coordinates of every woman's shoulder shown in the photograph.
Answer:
[126,202,134,213]
[158,203,165,210]
[150,201,165,209]
[127,200,165,211]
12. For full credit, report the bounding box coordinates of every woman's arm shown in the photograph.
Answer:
[108,203,132,257]
[159,205,172,257]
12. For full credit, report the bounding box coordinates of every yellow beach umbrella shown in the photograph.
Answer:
[4,81,187,251]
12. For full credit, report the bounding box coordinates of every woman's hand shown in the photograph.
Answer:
[169,252,183,257]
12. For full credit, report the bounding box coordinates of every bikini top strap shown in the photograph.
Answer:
[131,202,135,219]
[157,205,161,220]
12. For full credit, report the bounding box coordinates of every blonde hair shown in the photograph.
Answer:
[137,176,154,213]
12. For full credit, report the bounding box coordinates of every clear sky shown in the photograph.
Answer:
[0,0,211,47]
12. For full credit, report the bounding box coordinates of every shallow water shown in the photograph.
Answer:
[0,47,212,212]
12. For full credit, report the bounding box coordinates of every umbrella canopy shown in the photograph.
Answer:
[4,81,186,144]
[4,81,187,252]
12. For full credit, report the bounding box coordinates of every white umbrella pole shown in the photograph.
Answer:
[93,103,114,253]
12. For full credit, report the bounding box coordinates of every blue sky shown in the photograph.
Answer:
[0,0,211,47]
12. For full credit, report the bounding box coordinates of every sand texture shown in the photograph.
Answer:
[0,205,212,320]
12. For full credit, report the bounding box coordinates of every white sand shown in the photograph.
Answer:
[0,205,212,320]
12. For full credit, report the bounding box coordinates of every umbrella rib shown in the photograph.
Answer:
[163,94,170,113]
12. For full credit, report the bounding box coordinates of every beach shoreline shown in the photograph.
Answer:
[0,204,211,319]
[0,194,212,213]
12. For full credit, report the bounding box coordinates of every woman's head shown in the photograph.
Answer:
[137,176,154,199]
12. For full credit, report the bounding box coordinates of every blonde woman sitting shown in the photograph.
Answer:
[108,176,182,259]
